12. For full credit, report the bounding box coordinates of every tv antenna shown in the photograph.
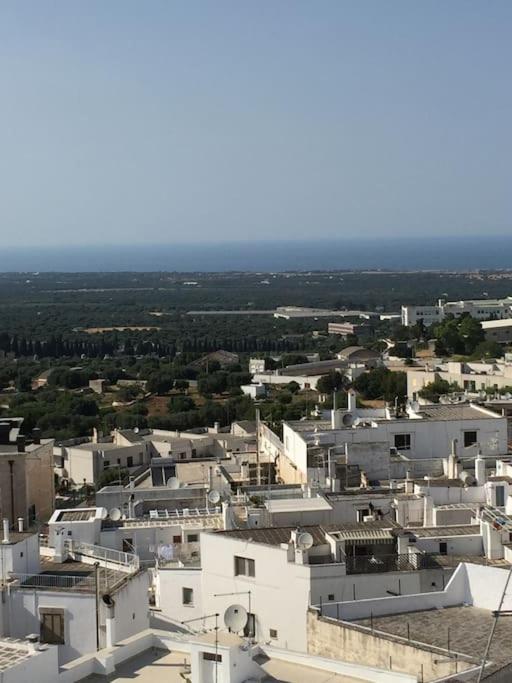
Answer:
[214,591,253,636]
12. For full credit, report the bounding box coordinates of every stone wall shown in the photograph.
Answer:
[306,609,473,682]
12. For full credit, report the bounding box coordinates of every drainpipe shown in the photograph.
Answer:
[7,461,14,527]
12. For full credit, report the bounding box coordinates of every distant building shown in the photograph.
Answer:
[328,321,372,338]
[481,318,512,343]
[249,358,267,374]
[88,378,107,394]
[241,383,266,399]
[401,296,512,327]
[0,420,55,526]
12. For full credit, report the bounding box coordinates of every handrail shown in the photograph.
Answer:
[66,540,139,571]
[6,572,96,591]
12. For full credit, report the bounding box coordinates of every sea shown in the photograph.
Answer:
[1,235,511,272]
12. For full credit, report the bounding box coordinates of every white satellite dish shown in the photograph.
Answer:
[224,604,248,632]
[109,507,121,521]
[342,413,354,427]
[409,400,420,413]
[297,531,314,550]
[167,477,180,490]
[99,508,108,520]
[207,490,221,505]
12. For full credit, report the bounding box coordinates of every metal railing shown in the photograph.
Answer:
[148,507,221,519]
[66,540,139,572]
[6,572,96,591]
[344,552,451,575]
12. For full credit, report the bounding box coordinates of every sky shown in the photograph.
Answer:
[0,1,511,247]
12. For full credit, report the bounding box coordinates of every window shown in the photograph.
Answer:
[127,456,133,467]
[439,542,447,556]
[394,434,411,451]
[182,587,194,605]
[496,485,505,507]
[40,609,65,645]
[234,555,255,577]
[104,461,110,468]
[122,538,133,553]
[328,594,335,601]
[173,535,182,544]
[187,534,199,543]
[463,431,478,448]
[269,629,278,639]
[203,652,222,662]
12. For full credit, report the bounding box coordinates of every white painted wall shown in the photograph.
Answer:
[7,589,96,665]
[155,568,203,623]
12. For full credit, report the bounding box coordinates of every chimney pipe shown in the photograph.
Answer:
[16,436,25,453]
[2,519,10,544]
[17,517,24,533]
[32,428,41,445]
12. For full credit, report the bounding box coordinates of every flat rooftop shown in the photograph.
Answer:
[352,605,512,678]
[80,648,190,682]
[0,640,34,671]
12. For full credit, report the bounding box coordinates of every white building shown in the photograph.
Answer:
[280,394,507,485]
[407,358,512,398]
[401,296,512,327]
[0,522,149,667]
[240,383,266,399]
[156,522,451,653]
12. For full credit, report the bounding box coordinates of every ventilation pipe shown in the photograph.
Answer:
[475,446,486,486]
[347,389,357,413]
[423,496,433,527]
[2,519,9,544]
[17,517,23,533]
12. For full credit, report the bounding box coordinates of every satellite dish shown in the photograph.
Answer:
[409,400,420,413]
[99,508,108,520]
[109,507,121,521]
[167,477,180,490]
[208,489,221,505]
[297,531,314,550]
[342,413,354,427]
[224,604,248,632]
[352,417,361,428]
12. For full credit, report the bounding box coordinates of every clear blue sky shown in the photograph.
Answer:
[1,1,510,246]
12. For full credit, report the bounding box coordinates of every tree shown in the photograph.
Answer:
[317,372,345,394]
[353,368,407,401]
[418,379,460,403]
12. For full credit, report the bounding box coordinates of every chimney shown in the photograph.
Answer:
[2,519,10,544]
[347,389,357,413]
[32,428,41,445]
[16,436,25,453]
[17,517,23,533]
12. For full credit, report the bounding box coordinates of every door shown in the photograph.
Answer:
[439,542,448,555]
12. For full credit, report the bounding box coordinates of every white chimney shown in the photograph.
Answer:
[17,517,23,533]
[475,447,486,486]
[2,519,10,544]
[347,389,357,413]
